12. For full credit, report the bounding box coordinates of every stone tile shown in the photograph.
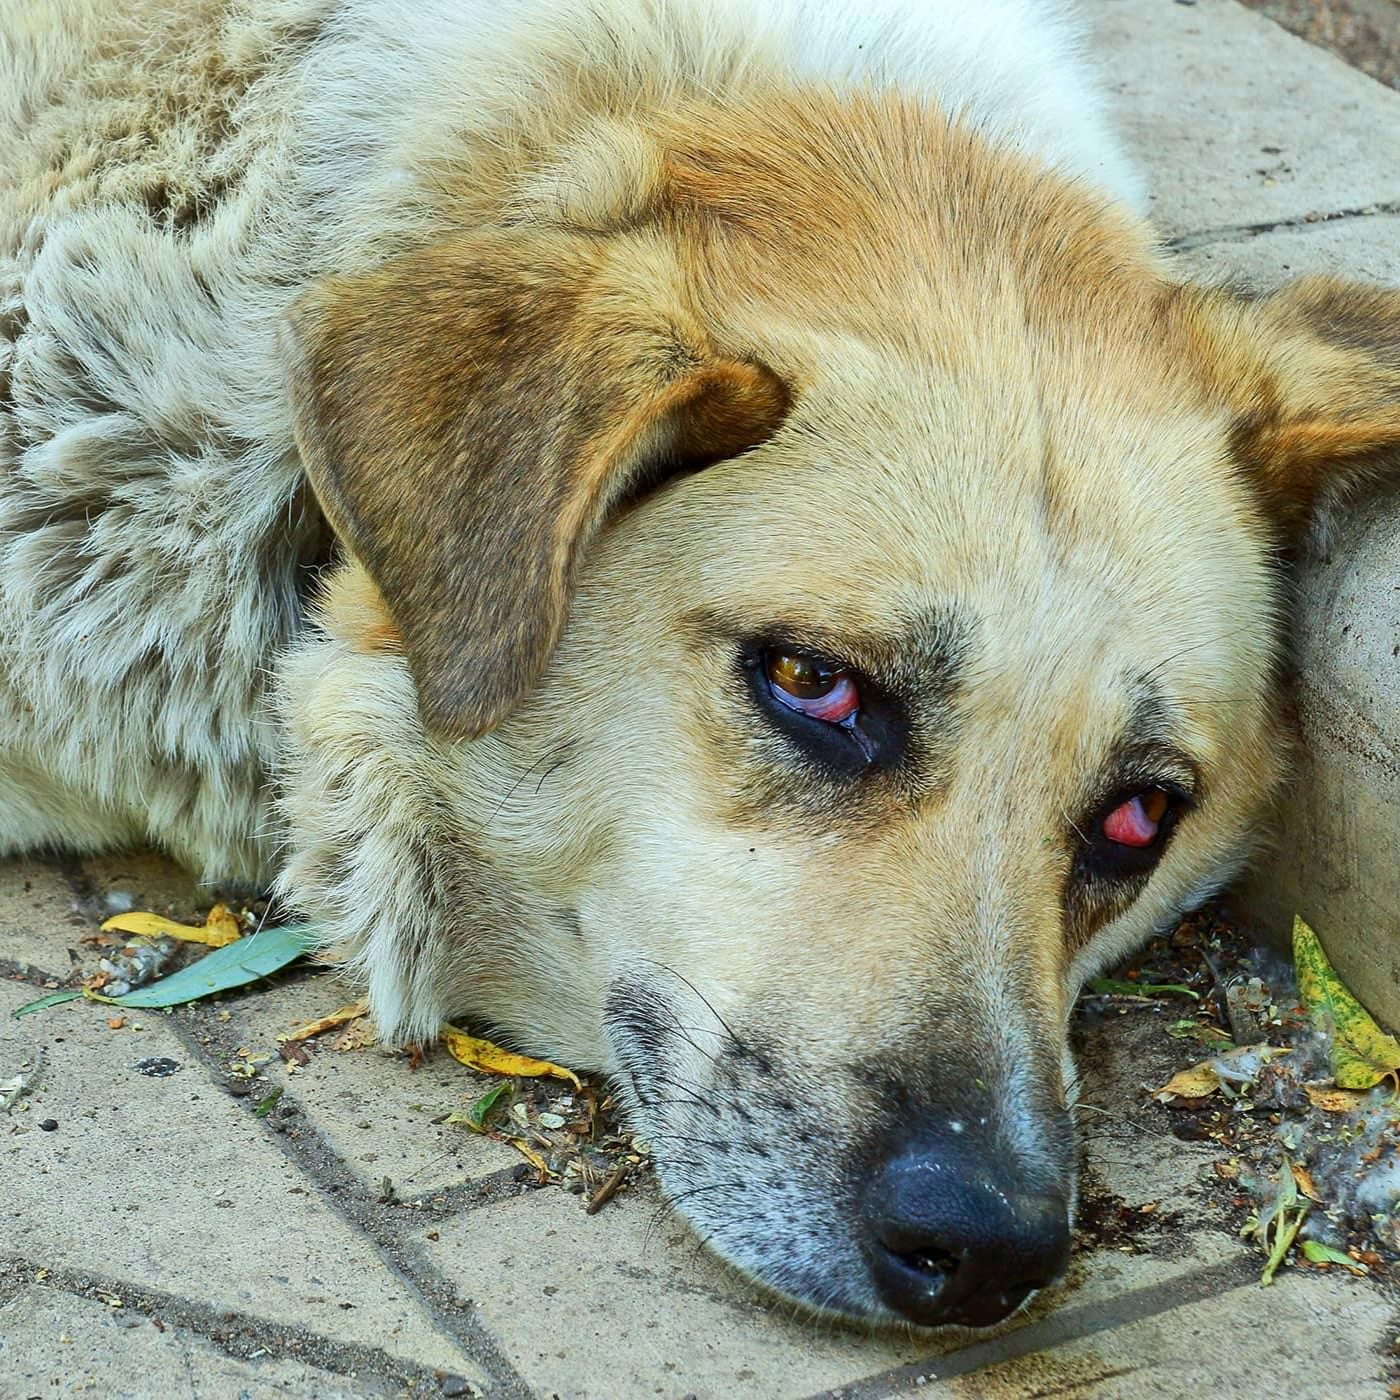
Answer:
[1171,213,1400,286]
[0,1286,399,1400]
[0,858,88,979]
[1092,0,1400,238]
[78,849,209,924]
[436,1182,929,1398]
[213,974,522,1197]
[0,981,488,1386]
[942,1270,1392,1398]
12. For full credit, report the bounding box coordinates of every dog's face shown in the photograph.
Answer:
[284,96,1400,1327]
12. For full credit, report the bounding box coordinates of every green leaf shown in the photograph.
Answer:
[253,1086,284,1118]
[467,1081,511,1129]
[1260,1205,1307,1286]
[1087,976,1199,1002]
[1300,1240,1368,1274]
[10,989,82,1018]
[1294,915,1400,1090]
[106,923,319,1008]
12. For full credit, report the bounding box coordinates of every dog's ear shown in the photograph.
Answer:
[1179,276,1400,533]
[285,229,788,737]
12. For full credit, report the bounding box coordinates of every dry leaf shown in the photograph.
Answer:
[1305,1085,1366,1114]
[441,1024,580,1087]
[1294,915,1400,1090]
[1290,1163,1323,1202]
[1153,1061,1221,1102]
[279,999,370,1043]
[332,1020,378,1052]
[101,903,243,948]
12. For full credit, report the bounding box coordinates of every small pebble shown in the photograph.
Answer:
[38,1118,58,1132]
[439,1375,474,1397]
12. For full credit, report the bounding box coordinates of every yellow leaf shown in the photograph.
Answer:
[1305,1085,1366,1114]
[1153,1061,1220,1102]
[506,1137,551,1174]
[1294,915,1400,1090]
[279,999,370,1043]
[441,1025,580,1087]
[101,903,243,948]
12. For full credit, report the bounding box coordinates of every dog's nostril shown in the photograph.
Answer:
[893,1245,960,1279]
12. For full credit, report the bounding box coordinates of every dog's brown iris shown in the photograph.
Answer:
[764,649,861,725]
[767,650,841,699]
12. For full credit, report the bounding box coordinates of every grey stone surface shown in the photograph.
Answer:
[432,1181,928,1399]
[0,858,86,980]
[0,1287,400,1400]
[215,974,523,1196]
[0,980,489,1384]
[1094,0,1400,238]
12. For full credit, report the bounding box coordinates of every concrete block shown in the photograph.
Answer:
[0,981,489,1384]
[1093,0,1400,238]
[0,859,87,980]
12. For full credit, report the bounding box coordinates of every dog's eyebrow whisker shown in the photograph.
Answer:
[475,741,571,834]
[1141,626,1254,686]
[638,958,750,1055]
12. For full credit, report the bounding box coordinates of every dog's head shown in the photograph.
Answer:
[282,95,1400,1327]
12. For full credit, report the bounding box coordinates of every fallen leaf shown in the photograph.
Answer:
[253,1087,284,1118]
[98,923,318,1008]
[1153,1061,1221,1102]
[107,1016,126,1030]
[445,1083,514,1131]
[1088,976,1199,1001]
[1290,1163,1323,1202]
[10,989,82,1018]
[1305,1085,1366,1114]
[101,904,243,948]
[332,1020,378,1052]
[279,999,370,1043]
[1294,915,1400,1090]
[507,1137,550,1173]
[441,1025,580,1087]
[1300,1240,1369,1275]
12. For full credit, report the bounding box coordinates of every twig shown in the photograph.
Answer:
[585,1161,630,1215]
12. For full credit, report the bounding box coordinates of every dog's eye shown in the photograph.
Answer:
[1101,789,1170,848]
[764,649,860,724]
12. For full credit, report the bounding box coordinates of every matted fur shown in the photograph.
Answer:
[4,0,1399,1327]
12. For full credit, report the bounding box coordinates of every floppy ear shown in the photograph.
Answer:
[1180,275,1400,533]
[284,228,788,737]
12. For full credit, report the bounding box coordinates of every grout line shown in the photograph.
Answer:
[806,1255,1261,1399]
[1165,199,1400,253]
[0,1253,470,1393]
[152,1004,536,1398]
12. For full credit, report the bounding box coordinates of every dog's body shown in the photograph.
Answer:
[4,0,1399,1329]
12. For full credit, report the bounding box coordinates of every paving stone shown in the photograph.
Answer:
[1094,0,1400,238]
[213,973,522,1196]
[0,981,490,1386]
[78,849,210,924]
[938,1269,1392,1398]
[0,1286,399,1400]
[432,1179,938,1398]
[0,858,88,979]
[1170,212,1400,286]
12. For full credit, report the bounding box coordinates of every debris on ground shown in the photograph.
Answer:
[440,1025,581,1087]
[1088,904,1400,1285]
[1,1048,46,1113]
[101,903,244,948]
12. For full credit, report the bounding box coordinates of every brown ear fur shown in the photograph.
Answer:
[1179,276,1400,532]
[285,229,788,737]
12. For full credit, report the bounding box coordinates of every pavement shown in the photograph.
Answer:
[4,2,1400,1396]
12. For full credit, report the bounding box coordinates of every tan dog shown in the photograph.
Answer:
[3,0,1398,1329]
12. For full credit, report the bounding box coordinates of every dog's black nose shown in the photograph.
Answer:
[862,1132,1071,1328]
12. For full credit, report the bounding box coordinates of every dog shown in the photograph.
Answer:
[3,0,1398,1331]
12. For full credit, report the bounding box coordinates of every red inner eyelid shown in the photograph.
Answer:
[1102,793,1166,847]
[773,672,860,724]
